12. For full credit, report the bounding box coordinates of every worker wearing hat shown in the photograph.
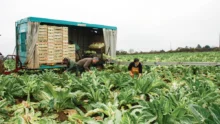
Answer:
[128,58,143,79]
[63,57,99,75]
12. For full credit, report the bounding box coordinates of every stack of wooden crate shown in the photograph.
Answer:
[68,44,76,61]
[62,27,68,43]
[54,41,63,63]
[37,25,76,65]
[62,27,69,60]
[37,42,48,64]
[62,27,75,62]
[38,25,48,42]
[53,27,63,63]
[47,26,55,64]
[37,25,48,64]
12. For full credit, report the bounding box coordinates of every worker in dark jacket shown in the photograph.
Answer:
[63,57,99,75]
[63,58,76,72]
[128,58,142,79]
[0,52,4,61]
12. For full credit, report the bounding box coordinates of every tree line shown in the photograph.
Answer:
[117,44,220,55]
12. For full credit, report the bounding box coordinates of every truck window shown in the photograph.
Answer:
[20,32,26,52]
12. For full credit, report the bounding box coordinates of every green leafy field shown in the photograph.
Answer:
[117,52,220,62]
[0,52,220,123]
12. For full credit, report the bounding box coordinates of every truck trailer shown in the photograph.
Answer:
[15,17,117,70]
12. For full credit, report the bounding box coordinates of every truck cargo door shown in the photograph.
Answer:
[17,23,28,65]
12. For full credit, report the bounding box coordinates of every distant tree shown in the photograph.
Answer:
[160,50,165,53]
[116,51,120,55]
[121,50,128,55]
[204,45,211,49]
[196,44,202,49]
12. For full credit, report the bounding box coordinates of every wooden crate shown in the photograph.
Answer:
[54,47,63,50]
[68,49,75,53]
[48,27,54,32]
[39,61,47,64]
[54,52,63,56]
[68,44,75,48]
[48,42,55,44]
[38,30,47,35]
[54,57,63,60]
[54,58,63,60]
[63,37,68,41]
[54,27,63,30]
[47,58,54,61]
[62,56,69,58]
[39,28,47,31]
[63,34,68,37]
[54,39,62,42]
[47,26,56,30]
[54,55,63,58]
[68,47,75,50]
[48,42,55,45]
[38,35,47,39]
[38,50,48,54]
[54,43,63,45]
[54,41,63,45]
[63,42,69,44]
[39,57,47,61]
[37,42,47,47]
[54,32,62,35]
[63,40,68,43]
[54,36,62,39]
[63,27,68,30]
[39,25,48,28]
[37,47,48,51]
[38,38,47,42]
[39,25,48,32]
[63,31,68,35]
[48,32,54,36]
[37,45,48,48]
[47,51,54,55]
[62,49,69,53]
[38,52,47,56]
[62,47,69,50]
[63,44,69,48]
[46,62,55,65]
[48,36,54,40]
[48,46,54,49]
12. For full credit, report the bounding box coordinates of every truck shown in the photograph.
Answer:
[1,17,117,74]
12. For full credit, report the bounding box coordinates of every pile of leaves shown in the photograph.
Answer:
[3,59,16,71]
[0,65,220,123]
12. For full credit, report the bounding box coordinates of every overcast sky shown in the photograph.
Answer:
[0,0,220,54]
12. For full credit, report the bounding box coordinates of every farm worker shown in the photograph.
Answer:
[128,58,143,79]
[63,57,99,75]
[63,58,75,72]
[0,52,4,61]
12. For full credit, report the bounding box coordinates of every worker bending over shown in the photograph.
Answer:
[0,53,4,61]
[63,57,99,75]
[128,58,143,79]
